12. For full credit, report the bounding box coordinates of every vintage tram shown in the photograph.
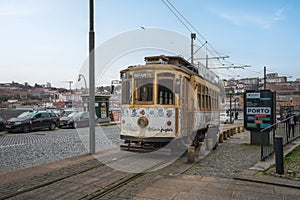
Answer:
[119,55,221,149]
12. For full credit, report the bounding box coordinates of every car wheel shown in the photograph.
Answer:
[23,125,31,133]
[49,123,56,131]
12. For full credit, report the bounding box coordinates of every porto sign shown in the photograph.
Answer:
[244,90,276,131]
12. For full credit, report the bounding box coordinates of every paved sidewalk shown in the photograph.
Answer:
[133,174,300,200]
[133,132,300,200]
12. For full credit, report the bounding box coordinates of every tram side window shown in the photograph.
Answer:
[197,94,201,110]
[204,87,208,110]
[208,88,212,111]
[157,74,175,105]
[213,90,217,110]
[122,80,132,104]
[135,79,153,103]
[212,90,215,110]
[197,84,201,110]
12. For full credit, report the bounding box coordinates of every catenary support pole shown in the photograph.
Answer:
[89,0,95,154]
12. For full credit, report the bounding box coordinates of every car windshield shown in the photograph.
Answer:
[18,112,34,119]
[78,112,89,117]
[67,112,80,117]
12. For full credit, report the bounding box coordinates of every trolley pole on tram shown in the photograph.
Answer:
[89,0,95,154]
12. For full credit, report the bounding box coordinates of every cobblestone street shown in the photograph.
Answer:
[0,125,121,174]
[186,130,261,178]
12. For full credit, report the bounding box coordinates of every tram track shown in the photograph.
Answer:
[0,159,104,200]
[0,148,190,200]
[82,161,170,200]
[82,154,193,200]
[82,171,147,200]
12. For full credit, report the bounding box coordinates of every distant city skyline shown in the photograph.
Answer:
[1,0,300,88]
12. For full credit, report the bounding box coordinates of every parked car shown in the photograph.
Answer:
[220,112,234,124]
[59,111,96,128]
[6,110,59,133]
[0,117,7,132]
[47,110,61,121]
[60,109,79,117]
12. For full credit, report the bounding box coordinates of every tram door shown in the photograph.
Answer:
[180,77,194,136]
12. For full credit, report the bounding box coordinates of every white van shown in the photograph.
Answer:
[220,112,234,124]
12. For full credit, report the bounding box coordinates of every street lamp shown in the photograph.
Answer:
[78,74,88,92]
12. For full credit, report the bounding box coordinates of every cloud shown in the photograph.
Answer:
[213,6,286,29]
[272,7,285,21]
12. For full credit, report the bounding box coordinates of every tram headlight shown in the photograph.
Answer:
[137,116,149,128]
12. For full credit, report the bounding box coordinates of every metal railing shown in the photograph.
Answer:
[260,116,300,161]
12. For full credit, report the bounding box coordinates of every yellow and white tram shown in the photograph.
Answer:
[119,55,220,148]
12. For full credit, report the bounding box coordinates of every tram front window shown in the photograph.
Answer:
[157,73,175,105]
[135,79,153,103]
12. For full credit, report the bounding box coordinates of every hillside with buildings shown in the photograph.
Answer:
[1,73,299,118]
[223,73,300,118]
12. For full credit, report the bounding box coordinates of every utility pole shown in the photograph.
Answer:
[191,33,196,65]
[61,81,73,93]
[264,66,267,90]
[89,0,95,154]
[68,81,73,92]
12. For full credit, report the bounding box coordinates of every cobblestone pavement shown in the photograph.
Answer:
[186,130,261,178]
[0,125,121,174]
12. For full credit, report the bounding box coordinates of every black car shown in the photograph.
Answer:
[59,111,93,128]
[0,117,6,132]
[6,110,59,133]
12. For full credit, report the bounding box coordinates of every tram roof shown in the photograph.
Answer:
[121,55,220,86]
[122,55,198,74]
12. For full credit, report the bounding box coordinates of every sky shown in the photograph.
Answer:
[1,0,300,88]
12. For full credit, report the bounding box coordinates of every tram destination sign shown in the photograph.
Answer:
[243,90,276,131]
[133,72,154,79]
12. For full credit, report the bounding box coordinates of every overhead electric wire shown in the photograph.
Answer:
[161,0,251,72]
[161,0,230,65]
[160,0,193,33]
